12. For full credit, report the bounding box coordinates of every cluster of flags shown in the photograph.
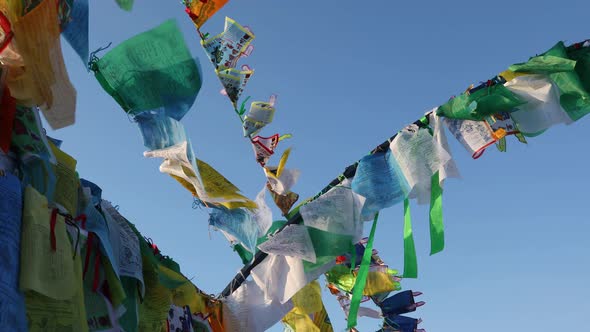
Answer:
[1,0,589,331]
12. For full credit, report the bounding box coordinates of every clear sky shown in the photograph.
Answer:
[47,0,590,331]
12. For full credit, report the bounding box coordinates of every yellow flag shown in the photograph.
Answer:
[312,304,334,332]
[363,271,396,296]
[158,264,206,314]
[197,158,257,210]
[138,260,170,332]
[291,280,322,314]
[283,307,320,332]
[25,255,89,332]
[283,281,331,332]
[48,141,79,216]
[20,186,76,299]
[21,186,89,331]
[499,69,528,82]
[275,147,292,178]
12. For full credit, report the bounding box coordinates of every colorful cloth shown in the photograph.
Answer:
[201,17,254,71]
[92,19,202,119]
[185,0,229,28]
[510,41,590,121]
[437,82,524,121]
[505,74,572,136]
[352,150,410,219]
[243,97,275,137]
[62,0,89,64]
[0,173,28,331]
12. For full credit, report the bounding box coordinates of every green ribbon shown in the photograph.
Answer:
[515,132,528,144]
[238,96,251,116]
[496,136,507,152]
[349,242,357,273]
[403,199,418,278]
[429,172,445,256]
[347,212,379,329]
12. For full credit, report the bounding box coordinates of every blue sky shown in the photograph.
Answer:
[48,0,590,331]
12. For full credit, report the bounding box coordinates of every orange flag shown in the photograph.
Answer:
[185,0,229,28]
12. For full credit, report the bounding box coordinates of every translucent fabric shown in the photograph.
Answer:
[197,159,257,210]
[390,124,451,205]
[351,151,409,219]
[20,187,76,299]
[134,110,188,151]
[222,278,294,332]
[146,141,256,209]
[300,179,365,242]
[251,187,272,234]
[363,265,397,296]
[48,141,78,215]
[330,285,382,320]
[137,254,170,332]
[428,110,461,187]
[257,224,316,263]
[243,99,275,137]
[282,282,328,331]
[209,207,260,253]
[93,19,202,119]
[325,265,356,293]
[143,141,207,202]
[9,0,77,129]
[24,255,88,332]
[251,254,334,305]
[19,187,88,332]
[201,17,254,70]
[282,307,319,332]
[233,220,287,264]
[185,0,229,28]
[505,75,572,136]
[510,41,590,121]
[265,167,300,195]
[291,281,322,315]
[62,0,89,64]
[437,83,524,121]
[311,305,334,332]
[305,227,354,270]
[444,117,497,159]
[326,263,396,297]
[214,188,272,251]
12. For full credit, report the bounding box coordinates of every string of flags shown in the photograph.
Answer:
[0,0,589,331]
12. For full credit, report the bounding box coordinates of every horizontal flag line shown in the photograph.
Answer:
[219,116,431,297]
